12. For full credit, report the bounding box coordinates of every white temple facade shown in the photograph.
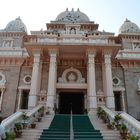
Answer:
[0,9,140,120]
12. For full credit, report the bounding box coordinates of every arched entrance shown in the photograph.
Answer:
[59,92,85,114]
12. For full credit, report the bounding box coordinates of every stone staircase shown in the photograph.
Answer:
[16,113,121,140]
[15,114,54,140]
[89,113,121,140]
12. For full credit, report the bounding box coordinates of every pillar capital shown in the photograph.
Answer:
[86,49,96,57]
[104,54,111,64]
[48,48,59,56]
[32,49,42,56]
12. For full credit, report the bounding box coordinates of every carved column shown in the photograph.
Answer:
[104,54,115,109]
[28,51,41,108]
[46,50,58,113]
[87,52,97,112]
[121,91,126,112]
[0,88,5,111]
[17,89,22,110]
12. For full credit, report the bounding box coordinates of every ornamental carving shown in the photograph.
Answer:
[58,67,85,84]
[132,42,140,50]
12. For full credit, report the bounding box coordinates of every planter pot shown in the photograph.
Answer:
[15,131,22,138]
[38,118,42,122]
[120,132,127,139]
[40,113,44,117]
[107,124,113,129]
[31,123,36,128]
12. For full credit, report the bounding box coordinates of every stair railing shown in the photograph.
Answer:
[0,105,43,134]
[26,105,43,125]
[101,106,117,122]
[70,104,74,140]
[1,111,23,132]
[101,106,140,137]
[120,112,140,137]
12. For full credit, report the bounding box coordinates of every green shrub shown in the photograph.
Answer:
[5,131,16,140]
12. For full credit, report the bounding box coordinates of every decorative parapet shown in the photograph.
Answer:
[24,35,121,46]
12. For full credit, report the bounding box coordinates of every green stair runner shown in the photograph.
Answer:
[39,114,70,140]
[39,114,103,140]
[73,115,103,140]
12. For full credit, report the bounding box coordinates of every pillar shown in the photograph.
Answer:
[121,91,126,112]
[17,89,22,110]
[87,52,97,112]
[46,50,58,113]
[104,54,115,109]
[28,51,41,108]
[0,88,5,111]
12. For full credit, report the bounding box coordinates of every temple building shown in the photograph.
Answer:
[0,8,140,120]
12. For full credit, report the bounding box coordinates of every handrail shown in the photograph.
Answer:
[101,106,117,122]
[1,111,23,131]
[101,106,140,137]
[0,105,43,133]
[26,105,44,125]
[120,112,140,136]
[70,105,74,140]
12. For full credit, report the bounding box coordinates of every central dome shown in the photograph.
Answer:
[55,8,90,23]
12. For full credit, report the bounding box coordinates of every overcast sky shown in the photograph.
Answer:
[0,0,139,34]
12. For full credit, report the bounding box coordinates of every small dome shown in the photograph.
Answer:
[5,17,27,33]
[55,8,90,23]
[119,19,140,34]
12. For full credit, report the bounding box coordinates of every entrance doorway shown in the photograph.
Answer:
[114,91,122,111]
[20,90,29,109]
[59,92,84,114]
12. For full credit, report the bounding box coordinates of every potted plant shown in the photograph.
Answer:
[5,131,16,140]
[30,114,36,128]
[97,107,102,118]
[38,107,44,117]
[22,112,29,128]
[112,114,122,130]
[106,117,113,129]
[31,122,36,128]
[14,122,22,138]
[100,110,107,123]
[119,123,128,139]
[128,135,140,140]
[37,117,42,122]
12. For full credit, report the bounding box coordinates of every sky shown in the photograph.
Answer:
[0,0,139,34]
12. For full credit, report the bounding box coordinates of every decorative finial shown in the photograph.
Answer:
[77,8,80,11]
[66,8,68,11]
[72,8,74,11]
[16,16,21,20]
[125,18,130,22]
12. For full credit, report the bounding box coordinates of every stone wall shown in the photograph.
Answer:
[2,66,21,117]
[123,68,140,119]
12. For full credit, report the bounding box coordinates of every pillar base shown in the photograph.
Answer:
[46,107,55,115]
[88,96,97,109]
[106,96,115,109]
[28,95,37,109]
[88,108,97,115]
